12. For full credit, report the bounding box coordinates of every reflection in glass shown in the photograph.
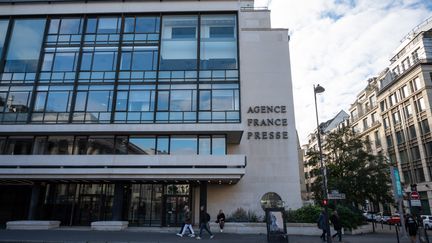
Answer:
[5,19,46,72]
[0,20,9,55]
[87,136,114,154]
[4,137,33,155]
[170,136,197,155]
[129,136,156,155]
[212,136,226,155]
[73,136,88,155]
[198,136,210,155]
[200,15,237,70]
[156,136,169,154]
[87,91,113,111]
[160,16,197,70]
[47,136,73,154]
[170,90,195,111]
[33,136,47,154]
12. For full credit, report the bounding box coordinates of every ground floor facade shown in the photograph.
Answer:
[0,182,202,227]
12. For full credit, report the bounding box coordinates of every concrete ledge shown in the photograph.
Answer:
[6,220,60,230]
[91,221,129,231]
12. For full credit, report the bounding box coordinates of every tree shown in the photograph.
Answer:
[306,127,392,207]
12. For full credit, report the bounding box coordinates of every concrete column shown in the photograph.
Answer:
[112,183,124,221]
[28,183,41,220]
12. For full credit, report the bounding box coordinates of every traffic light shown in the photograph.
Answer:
[323,199,328,206]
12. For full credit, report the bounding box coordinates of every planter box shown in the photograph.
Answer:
[6,220,60,230]
[91,221,129,231]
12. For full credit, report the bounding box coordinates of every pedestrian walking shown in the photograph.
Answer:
[317,210,327,242]
[196,206,214,240]
[330,210,342,242]
[178,205,195,237]
[405,214,418,243]
[176,205,193,237]
[216,209,226,232]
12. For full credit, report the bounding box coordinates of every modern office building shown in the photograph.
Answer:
[0,0,302,227]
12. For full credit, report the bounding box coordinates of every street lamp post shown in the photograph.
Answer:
[314,84,332,243]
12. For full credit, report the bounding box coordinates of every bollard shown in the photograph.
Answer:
[395,223,400,243]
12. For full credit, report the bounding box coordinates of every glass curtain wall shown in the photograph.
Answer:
[0,14,239,124]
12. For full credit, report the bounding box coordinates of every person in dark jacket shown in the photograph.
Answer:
[216,209,226,232]
[405,214,418,243]
[196,206,214,240]
[317,210,327,242]
[330,210,342,242]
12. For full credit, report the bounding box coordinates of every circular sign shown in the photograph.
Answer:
[411,191,420,200]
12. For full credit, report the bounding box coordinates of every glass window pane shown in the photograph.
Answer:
[156,136,169,154]
[198,136,210,155]
[170,90,192,111]
[92,52,117,71]
[41,53,54,71]
[97,17,119,33]
[73,136,88,155]
[160,16,197,70]
[129,137,156,155]
[46,91,69,112]
[47,136,73,155]
[132,51,154,70]
[129,91,151,111]
[5,137,33,155]
[5,19,46,72]
[115,136,128,154]
[157,91,169,111]
[200,15,237,70]
[87,136,114,154]
[212,136,226,155]
[87,91,112,111]
[59,18,82,34]
[199,90,211,110]
[32,136,47,154]
[120,52,132,70]
[6,92,30,112]
[53,52,76,71]
[136,17,158,33]
[124,17,135,33]
[0,20,9,55]
[170,136,197,155]
[74,92,87,111]
[116,91,128,111]
[80,53,92,71]
[0,93,7,112]
[34,92,47,112]
[212,90,234,111]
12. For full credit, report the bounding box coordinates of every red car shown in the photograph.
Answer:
[387,214,401,225]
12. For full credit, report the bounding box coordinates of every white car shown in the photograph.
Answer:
[421,215,432,229]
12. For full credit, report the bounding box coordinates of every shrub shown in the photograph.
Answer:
[226,208,261,222]
[285,205,321,223]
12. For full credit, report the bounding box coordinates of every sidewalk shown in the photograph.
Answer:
[0,229,428,243]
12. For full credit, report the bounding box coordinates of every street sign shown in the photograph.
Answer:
[411,199,421,207]
[328,193,346,200]
[411,191,420,200]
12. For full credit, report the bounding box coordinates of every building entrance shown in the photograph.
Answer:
[164,195,189,227]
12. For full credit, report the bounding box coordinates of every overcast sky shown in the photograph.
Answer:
[254,0,432,144]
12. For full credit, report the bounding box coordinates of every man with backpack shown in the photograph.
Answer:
[196,205,214,240]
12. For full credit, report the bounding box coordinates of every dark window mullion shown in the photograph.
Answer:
[154,14,163,123]
[69,15,88,123]
[110,13,125,123]
[196,13,201,122]
[27,16,50,123]
[0,16,13,75]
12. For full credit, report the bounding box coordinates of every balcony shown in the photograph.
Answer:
[0,154,246,183]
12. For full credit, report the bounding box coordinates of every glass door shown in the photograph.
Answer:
[164,195,189,227]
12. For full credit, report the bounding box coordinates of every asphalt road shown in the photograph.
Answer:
[0,230,428,243]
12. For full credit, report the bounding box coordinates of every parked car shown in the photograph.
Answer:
[375,212,391,224]
[387,214,401,225]
[421,215,432,229]
[363,212,377,222]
